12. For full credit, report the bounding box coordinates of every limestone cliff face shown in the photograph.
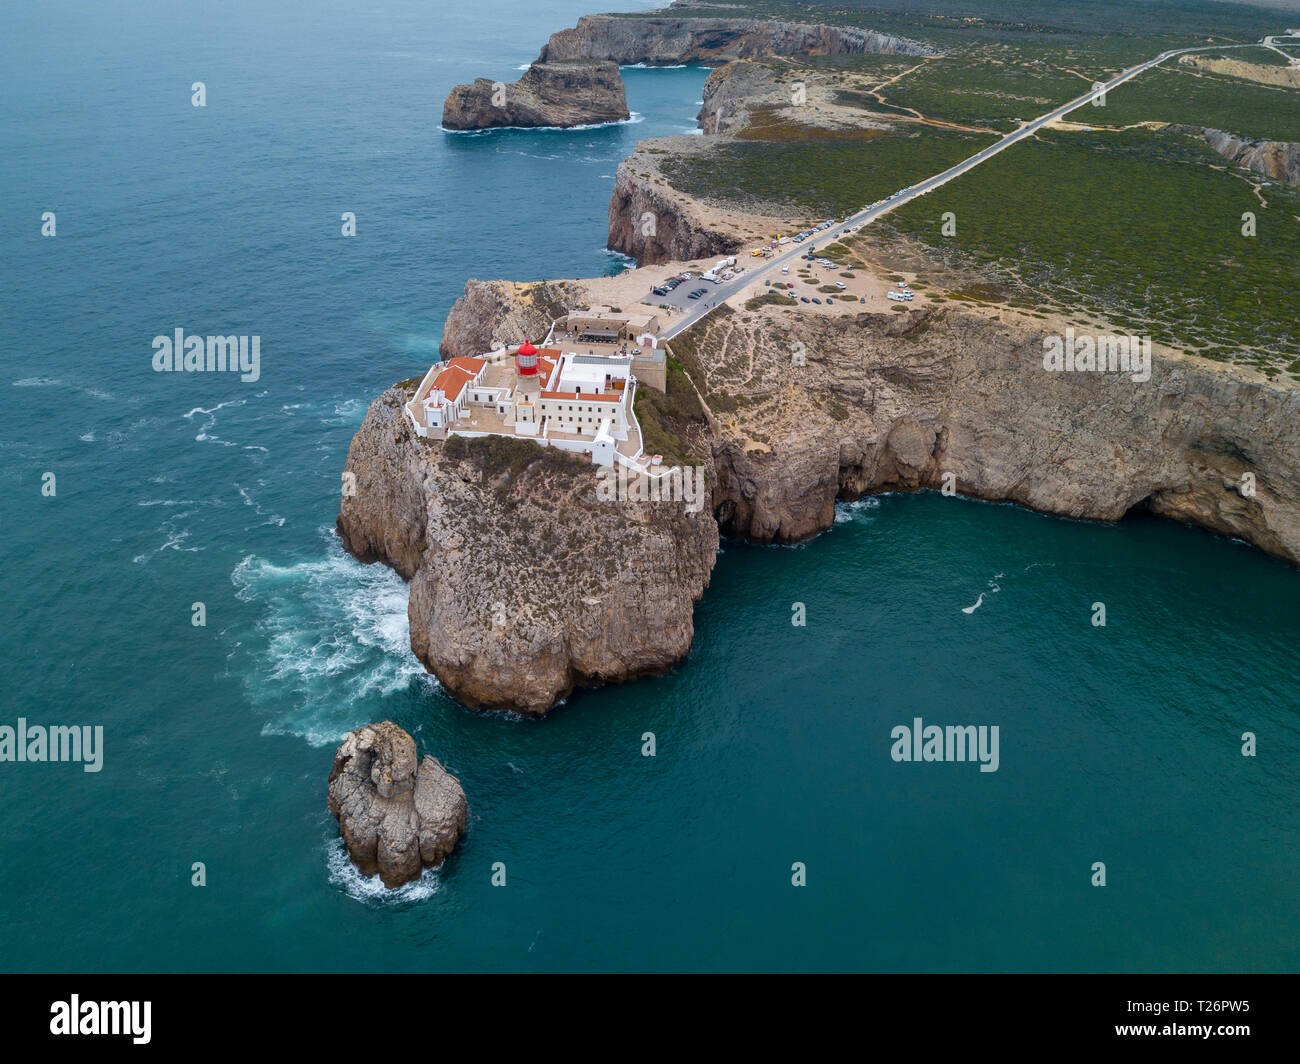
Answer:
[1174,125,1300,189]
[677,306,1300,564]
[341,285,1299,718]
[539,14,934,65]
[697,60,779,134]
[607,148,746,265]
[442,60,629,131]
[438,279,580,360]
[338,385,718,715]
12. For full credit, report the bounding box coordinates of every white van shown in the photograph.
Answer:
[781,265,789,274]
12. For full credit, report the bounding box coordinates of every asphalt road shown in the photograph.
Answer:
[658,39,1263,341]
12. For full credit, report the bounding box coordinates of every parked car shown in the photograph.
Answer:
[812,298,822,304]
[800,296,810,303]
[835,282,847,290]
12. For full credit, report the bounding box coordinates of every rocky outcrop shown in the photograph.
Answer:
[676,304,1300,564]
[1173,125,1300,189]
[341,277,1300,718]
[539,14,934,66]
[607,146,746,265]
[438,279,580,360]
[338,384,718,714]
[442,60,629,131]
[327,721,467,888]
[697,60,779,134]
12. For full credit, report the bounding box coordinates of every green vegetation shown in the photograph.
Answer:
[744,291,798,310]
[442,433,588,478]
[1083,66,1300,141]
[872,58,1095,131]
[882,128,1300,370]
[633,357,708,467]
[663,127,992,217]
[633,0,1280,66]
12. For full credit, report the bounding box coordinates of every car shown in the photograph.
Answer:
[812,298,822,304]
[781,266,789,274]
[786,282,795,289]
[800,296,810,303]
[764,279,771,286]
[652,287,667,297]
[687,291,702,300]
[835,282,847,290]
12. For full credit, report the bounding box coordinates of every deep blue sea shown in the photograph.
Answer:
[1,0,1296,972]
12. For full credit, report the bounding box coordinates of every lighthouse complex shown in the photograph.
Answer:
[404,307,672,472]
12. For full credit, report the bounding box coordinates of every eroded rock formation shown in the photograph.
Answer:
[337,384,718,714]
[327,721,468,887]
[442,60,629,131]
[1174,125,1300,189]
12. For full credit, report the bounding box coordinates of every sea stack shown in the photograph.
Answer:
[327,721,467,888]
[442,60,629,130]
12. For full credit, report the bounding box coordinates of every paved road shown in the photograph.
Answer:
[658,38,1264,340]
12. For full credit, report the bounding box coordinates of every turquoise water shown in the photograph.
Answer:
[1,0,1296,973]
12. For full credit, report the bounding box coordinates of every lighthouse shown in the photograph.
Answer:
[516,339,539,377]
[513,340,542,435]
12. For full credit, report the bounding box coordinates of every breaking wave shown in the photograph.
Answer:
[230,528,433,745]
[325,837,441,905]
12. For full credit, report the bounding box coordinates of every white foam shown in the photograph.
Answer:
[230,528,432,745]
[326,837,442,904]
[833,497,882,524]
[439,112,643,134]
[962,593,985,614]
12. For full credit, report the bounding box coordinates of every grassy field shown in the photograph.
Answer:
[879,127,1299,372]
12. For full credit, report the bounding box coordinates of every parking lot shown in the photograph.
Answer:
[647,269,748,314]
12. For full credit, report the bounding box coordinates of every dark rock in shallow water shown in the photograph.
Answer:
[327,721,467,888]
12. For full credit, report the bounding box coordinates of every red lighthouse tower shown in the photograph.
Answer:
[516,339,539,376]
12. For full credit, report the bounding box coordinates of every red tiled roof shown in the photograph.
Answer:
[428,357,485,404]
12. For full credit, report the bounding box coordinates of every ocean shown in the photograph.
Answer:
[0,0,1296,972]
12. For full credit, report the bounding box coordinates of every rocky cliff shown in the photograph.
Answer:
[442,60,629,131]
[341,280,1299,718]
[1174,125,1300,189]
[539,13,934,65]
[328,721,467,888]
[607,146,748,265]
[671,303,1300,563]
[337,383,718,714]
[438,279,579,360]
